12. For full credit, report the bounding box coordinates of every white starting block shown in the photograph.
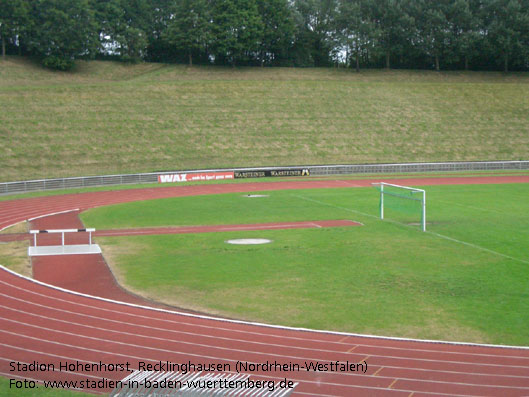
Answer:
[28,228,101,256]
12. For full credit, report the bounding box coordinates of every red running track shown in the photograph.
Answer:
[1,176,529,396]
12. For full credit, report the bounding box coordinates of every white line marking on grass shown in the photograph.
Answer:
[290,194,380,220]
[428,232,529,265]
[292,194,529,265]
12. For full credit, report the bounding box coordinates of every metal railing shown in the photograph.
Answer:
[1,160,527,195]
[308,160,529,176]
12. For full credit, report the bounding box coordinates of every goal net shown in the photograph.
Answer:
[372,182,426,231]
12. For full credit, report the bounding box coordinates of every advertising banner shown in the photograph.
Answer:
[234,169,310,179]
[158,172,234,183]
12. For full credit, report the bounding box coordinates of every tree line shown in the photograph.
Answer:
[1,0,528,71]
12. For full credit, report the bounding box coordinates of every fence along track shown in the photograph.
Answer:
[1,160,528,195]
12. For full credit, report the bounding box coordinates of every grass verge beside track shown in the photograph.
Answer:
[0,378,92,397]
[82,184,529,346]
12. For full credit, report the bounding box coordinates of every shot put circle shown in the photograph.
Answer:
[226,238,272,245]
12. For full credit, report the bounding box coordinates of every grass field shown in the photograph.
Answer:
[1,57,529,182]
[81,182,529,346]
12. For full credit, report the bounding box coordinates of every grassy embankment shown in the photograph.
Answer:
[1,56,528,182]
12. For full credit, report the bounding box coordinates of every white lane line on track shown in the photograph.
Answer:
[2,308,529,385]
[0,334,390,394]
[4,303,529,383]
[2,310,370,368]
[0,205,80,220]
[1,345,126,370]
[0,221,25,233]
[2,301,358,357]
[27,208,80,222]
[3,340,528,397]
[2,276,529,357]
[0,369,477,397]
[3,327,528,396]
[0,357,103,381]
[1,354,330,396]
[1,346,336,386]
[3,316,529,382]
[2,298,529,371]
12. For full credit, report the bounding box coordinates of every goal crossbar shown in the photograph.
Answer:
[372,182,426,231]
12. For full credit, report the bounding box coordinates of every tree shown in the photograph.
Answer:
[256,0,295,66]
[164,0,211,66]
[336,0,376,71]
[367,0,414,69]
[483,0,529,72]
[413,0,455,71]
[27,0,99,69]
[144,0,174,61]
[93,0,150,62]
[292,0,337,67]
[0,0,30,59]
[452,0,483,70]
[210,0,264,66]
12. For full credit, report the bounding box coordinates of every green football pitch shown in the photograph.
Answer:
[81,183,529,346]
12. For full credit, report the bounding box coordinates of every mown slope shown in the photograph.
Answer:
[1,57,528,182]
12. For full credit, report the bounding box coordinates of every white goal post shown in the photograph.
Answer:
[372,182,426,231]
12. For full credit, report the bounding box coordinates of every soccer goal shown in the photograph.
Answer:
[372,182,426,231]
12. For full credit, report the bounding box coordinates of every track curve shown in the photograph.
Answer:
[1,176,529,396]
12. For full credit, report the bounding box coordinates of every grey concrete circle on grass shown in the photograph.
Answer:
[226,238,272,245]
